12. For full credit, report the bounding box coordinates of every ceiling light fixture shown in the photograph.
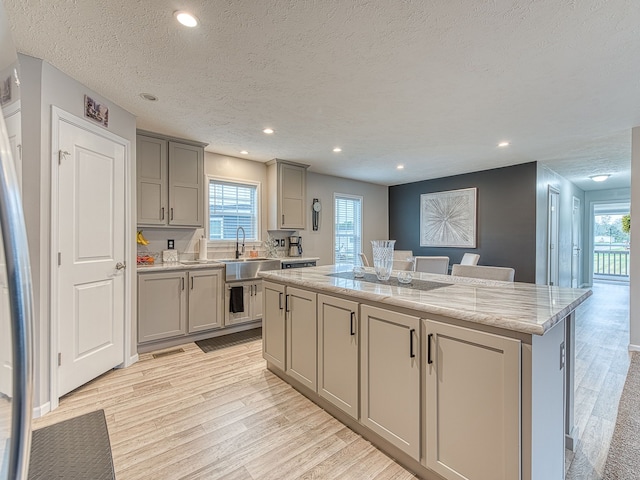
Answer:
[175,11,199,27]
[397,165,405,170]
[240,150,249,155]
[590,174,611,182]
[139,93,158,101]
[263,128,274,134]
[497,141,510,147]
[333,147,342,153]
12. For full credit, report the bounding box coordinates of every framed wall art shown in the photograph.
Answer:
[420,187,477,248]
[84,94,109,127]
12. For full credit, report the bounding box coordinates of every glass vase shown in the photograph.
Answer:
[371,240,396,281]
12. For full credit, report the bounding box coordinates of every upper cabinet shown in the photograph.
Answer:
[137,131,206,227]
[267,159,309,230]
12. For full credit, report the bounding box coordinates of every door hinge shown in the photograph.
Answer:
[58,252,61,266]
[58,150,70,165]
[58,352,62,366]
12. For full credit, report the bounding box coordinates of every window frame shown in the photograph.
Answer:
[333,193,363,266]
[206,175,262,244]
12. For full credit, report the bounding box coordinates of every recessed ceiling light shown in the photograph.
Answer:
[263,128,274,134]
[590,174,611,182]
[240,150,249,155]
[397,165,405,170]
[139,93,158,101]
[175,11,199,27]
[497,141,510,147]
[333,147,342,153]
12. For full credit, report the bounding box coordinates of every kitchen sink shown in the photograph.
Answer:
[220,258,281,281]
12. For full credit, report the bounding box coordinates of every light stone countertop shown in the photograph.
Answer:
[259,264,592,336]
[137,261,225,273]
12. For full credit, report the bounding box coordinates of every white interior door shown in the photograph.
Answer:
[571,196,581,288]
[0,237,11,397]
[57,118,125,397]
[4,102,21,192]
[548,188,560,286]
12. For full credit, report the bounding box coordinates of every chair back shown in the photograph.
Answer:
[392,250,414,271]
[414,256,449,274]
[451,264,515,282]
[460,253,480,266]
[358,252,370,267]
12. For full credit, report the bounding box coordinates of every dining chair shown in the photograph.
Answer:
[392,250,414,271]
[451,264,515,282]
[460,253,480,266]
[413,256,449,274]
[359,252,370,267]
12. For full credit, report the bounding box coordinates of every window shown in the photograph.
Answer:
[334,194,363,265]
[208,178,259,241]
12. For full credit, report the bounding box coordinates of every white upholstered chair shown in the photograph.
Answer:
[413,256,449,274]
[451,264,515,282]
[359,252,370,267]
[392,250,414,271]
[460,253,480,266]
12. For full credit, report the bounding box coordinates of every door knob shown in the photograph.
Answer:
[115,262,126,270]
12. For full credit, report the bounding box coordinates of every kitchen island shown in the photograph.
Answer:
[259,264,591,480]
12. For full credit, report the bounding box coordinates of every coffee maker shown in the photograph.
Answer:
[288,236,303,257]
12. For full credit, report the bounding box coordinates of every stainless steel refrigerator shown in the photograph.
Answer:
[0,1,35,479]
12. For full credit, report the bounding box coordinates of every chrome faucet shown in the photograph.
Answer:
[235,226,246,259]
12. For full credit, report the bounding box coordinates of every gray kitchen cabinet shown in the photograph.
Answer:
[138,271,187,343]
[188,269,223,333]
[317,294,359,419]
[224,280,263,326]
[285,287,317,391]
[137,132,205,227]
[423,319,521,480]
[262,281,286,370]
[266,159,309,230]
[360,304,421,461]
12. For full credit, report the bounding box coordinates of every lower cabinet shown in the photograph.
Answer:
[424,319,521,480]
[285,287,317,391]
[317,294,359,419]
[262,281,286,370]
[360,305,421,461]
[188,269,223,332]
[138,271,188,343]
[225,280,263,326]
[138,269,223,343]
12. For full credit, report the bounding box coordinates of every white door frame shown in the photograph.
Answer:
[49,106,132,411]
[547,186,560,286]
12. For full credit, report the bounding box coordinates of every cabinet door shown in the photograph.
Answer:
[224,281,252,326]
[279,163,306,229]
[138,272,187,343]
[168,141,204,227]
[286,287,317,390]
[188,269,223,333]
[360,305,420,461]
[137,135,167,225]
[424,319,521,480]
[252,281,263,321]
[262,282,286,370]
[317,295,359,419]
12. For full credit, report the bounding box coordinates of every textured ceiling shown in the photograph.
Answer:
[4,0,639,190]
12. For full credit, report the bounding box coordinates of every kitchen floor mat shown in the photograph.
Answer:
[28,409,114,480]
[196,327,262,353]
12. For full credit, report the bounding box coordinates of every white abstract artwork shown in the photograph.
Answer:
[420,188,477,248]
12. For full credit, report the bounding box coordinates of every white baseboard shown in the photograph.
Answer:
[33,401,51,419]
[629,344,640,352]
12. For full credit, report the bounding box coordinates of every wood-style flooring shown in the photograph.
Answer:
[33,281,630,480]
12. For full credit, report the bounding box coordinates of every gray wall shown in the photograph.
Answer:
[389,162,538,283]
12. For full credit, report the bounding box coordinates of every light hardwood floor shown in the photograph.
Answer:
[33,281,629,480]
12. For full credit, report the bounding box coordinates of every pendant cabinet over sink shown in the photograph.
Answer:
[266,158,309,230]
[136,131,206,228]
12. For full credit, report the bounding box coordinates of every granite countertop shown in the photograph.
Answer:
[280,257,320,263]
[136,256,320,273]
[259,264,592,336]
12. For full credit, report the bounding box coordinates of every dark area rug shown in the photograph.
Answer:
[28,409,114,480]
[196,327,262,353]
[603,352,640,479]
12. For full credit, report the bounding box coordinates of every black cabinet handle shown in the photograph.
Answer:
[170,207,174,220]
[190,276,194,290]
[181,277,184,291]
[285,294,290,312]
[278,292,283,310]
[410,328,416,358]
[161,207,165,220]
[427,333,433,365]
[350,311,356,336]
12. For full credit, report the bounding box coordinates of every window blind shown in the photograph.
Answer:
[208,180,258,240]
[334,194,362,265]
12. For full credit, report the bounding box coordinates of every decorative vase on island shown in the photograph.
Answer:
[371,239,395,281]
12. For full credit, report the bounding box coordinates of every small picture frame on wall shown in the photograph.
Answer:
[84,94,109,127]
[420,187,477,248]
[0,76,11,106]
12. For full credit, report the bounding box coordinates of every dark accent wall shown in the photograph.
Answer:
[389,162,538,282]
